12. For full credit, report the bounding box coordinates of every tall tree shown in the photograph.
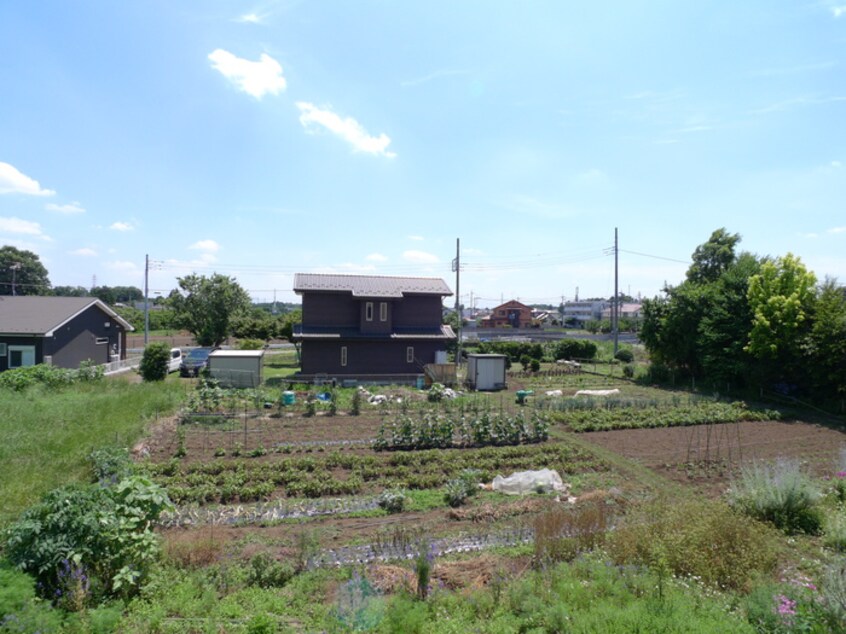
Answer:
[686,228,740,284]
[806,279,846,397]
[746,253,816,385]
[168,273,251,346]
[0,245,50,295]
[52,285,90,297]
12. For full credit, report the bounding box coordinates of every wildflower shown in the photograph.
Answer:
[836,471,846,479]
[775,594,797,618]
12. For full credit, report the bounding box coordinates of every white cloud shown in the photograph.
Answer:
[46,201,85,214]
[208,49,286,98]
[408,235,425,242]
[110,221,134,232]
[237,13,262,23]
[0,216,49,239]
[402,250,440,264]
[296,102,396,158]
[831,161,842,168]
[799,232,819,239]
[107,260,138,272]
[69,247,97,256]
[189,239,220,253]
[0,162,55,196]
[365,253,388,262]
[828,226,846,234]
[832,5,846,18]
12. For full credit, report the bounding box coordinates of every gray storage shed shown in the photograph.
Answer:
[466,353,507,391]
[208,349,265,388]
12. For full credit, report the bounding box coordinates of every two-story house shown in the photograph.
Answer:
[292,273,455,379]
[480,300,533,328]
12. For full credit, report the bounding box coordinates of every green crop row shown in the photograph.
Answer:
[552,400,781,432]
[140,441,604,505]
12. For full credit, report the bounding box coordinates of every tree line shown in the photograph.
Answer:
[640,228,846,402]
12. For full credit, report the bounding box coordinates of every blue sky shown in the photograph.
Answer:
[1,1,844,308]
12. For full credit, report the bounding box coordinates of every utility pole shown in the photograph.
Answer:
[9,262,21,296]
[613,227,619,356]
[144,254,150,346]
[452,238,461,369]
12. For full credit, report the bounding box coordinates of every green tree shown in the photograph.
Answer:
[0,245,50,295]
[168,273,251,346]
[806,278,846,397]
[686,227,740,284]
[139,342,170,381]
[746,253,816,382]
[52,285,89,297]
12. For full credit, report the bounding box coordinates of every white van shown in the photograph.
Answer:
[168,348,183,373]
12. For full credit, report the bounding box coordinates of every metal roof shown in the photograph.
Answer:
[293,273,452,298]
[0,296,134,335]
[209,350,265,358]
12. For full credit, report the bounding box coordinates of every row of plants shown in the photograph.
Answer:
[141,442,605,505]
[0,360,104,392]
[551,400,782,432]
[373,411,549,450]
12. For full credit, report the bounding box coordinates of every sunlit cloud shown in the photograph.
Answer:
[408,235,424,242]
[208,49,286,98]
[832,5,846,18]
[402,250,439,264]
[189,239,220,253]
[828,226,846,234]
[46,201,85,214]
[236,13,262,23]
[0,216,50,240]
[69,247,97,256]
[109,221,134,232]
[296,102,396,158]
[0,162,55,196]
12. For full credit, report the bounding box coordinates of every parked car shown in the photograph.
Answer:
[168,348,183,373]
[179,347,216,377]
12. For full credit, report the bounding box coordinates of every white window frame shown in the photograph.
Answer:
[379,302,388,322]
[365,302,374,321]
[406,346,414,363]
[8,345,36,369]
[340,346,348,367]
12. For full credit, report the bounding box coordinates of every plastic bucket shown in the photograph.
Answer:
[416,376,425,389]
[282,391,295,406]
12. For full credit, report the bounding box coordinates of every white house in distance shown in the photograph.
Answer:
[601,303,642,321]
[562,300,607,326]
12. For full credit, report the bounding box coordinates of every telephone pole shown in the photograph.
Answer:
[452,238,461,369]
[9,262,21,296]
[613,227,619,356]
[144,254,150,346]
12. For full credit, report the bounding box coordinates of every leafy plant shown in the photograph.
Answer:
[378,489,408,514]
[728,459,823,534]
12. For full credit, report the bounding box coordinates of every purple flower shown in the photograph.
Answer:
[775,594,797,616]
[836,471,846,479]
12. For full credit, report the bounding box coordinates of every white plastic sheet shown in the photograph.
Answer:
[491,469,567,495]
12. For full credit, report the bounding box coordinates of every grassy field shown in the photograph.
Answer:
[0,378,186,525]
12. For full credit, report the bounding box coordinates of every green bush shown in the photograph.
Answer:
[622,364,635,378]
[0,564,64,632]
[728,459,823,534]
[553,339,597,361]
[0,363,104,392]
[246,553,294,589]
[138,342,170,382]
[606,498,779,591]
[89,447,134,485]
[378,489,408,514]
[614,348,634,363]
[824,512,846,552]
[4,476,172,602]
[443,469,482,507]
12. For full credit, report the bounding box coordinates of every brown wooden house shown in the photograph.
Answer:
[0,296,133,371]
[292,273,455,381]
[481,299,533,328]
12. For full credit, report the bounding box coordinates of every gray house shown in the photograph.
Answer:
[292,273,455,381]
[0,296,134,371]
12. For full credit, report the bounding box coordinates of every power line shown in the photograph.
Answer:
[619,249,689,265]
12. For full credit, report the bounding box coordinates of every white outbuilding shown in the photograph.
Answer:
[208,349,265,388]
[466,353,508,391]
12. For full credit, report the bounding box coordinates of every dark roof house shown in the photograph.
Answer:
[0,296,133,371]
[292,273,455,381]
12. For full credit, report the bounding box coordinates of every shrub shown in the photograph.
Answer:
[553,339,597,361]
[237,338,265,350]
[622,364,635,378]
[139,342,170,382]
[0,564,64,631]
[443,469,481,508]
[378,489,408,514]
[727,459,823,534]
[821,560,846,628]
[4,476,172,601]
[246,553,295,589]
[824,512,846,552]
[427,383,447,402]
[614,348,634,363]
[530,358,541,372]
[89,447,134,485]
[606,497,779,591]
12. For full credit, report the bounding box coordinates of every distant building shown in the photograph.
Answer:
[481,300,533,328]
[601,303,642,321]
[562,300,607,326]
[292,273,455,379]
